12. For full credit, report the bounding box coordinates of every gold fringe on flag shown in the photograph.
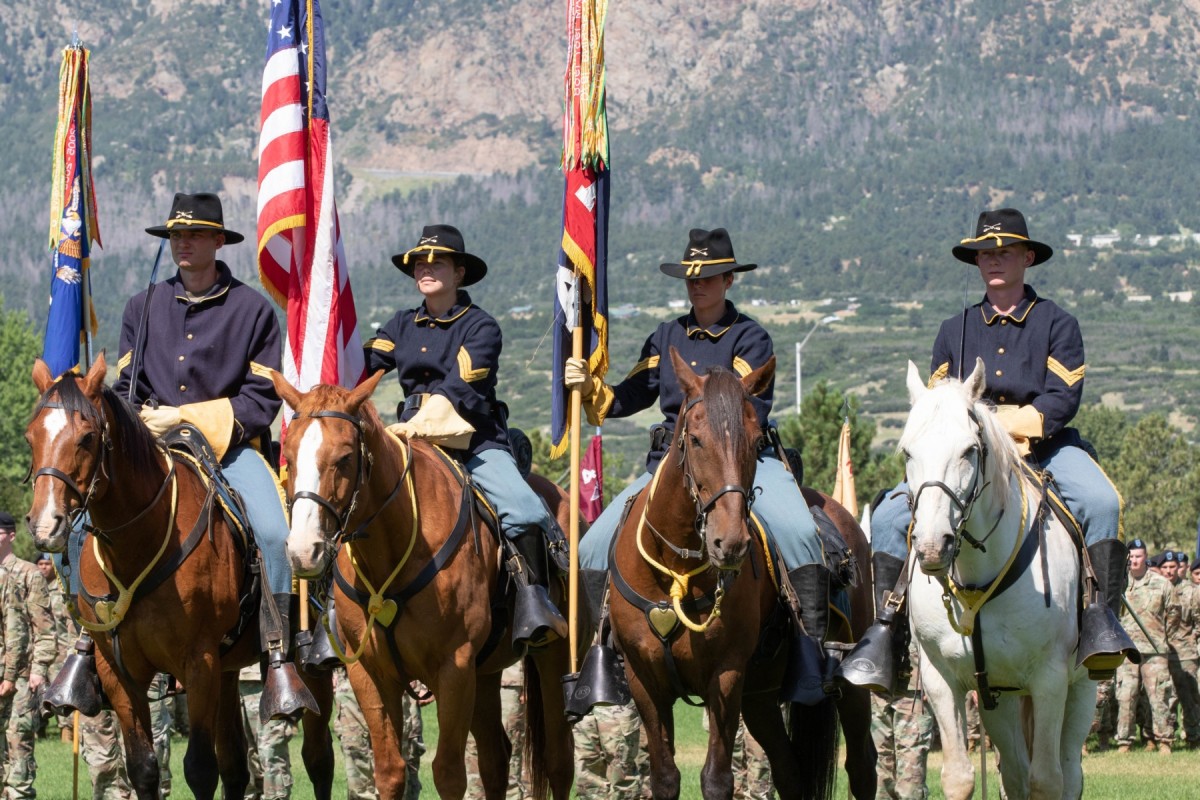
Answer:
[562,0,609,171]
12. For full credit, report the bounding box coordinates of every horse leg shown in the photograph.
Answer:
[104,674,159,800]
[741,693,802,799]
[835,683,878,800]
[469,669,509,800]
[699,673,741,800]
[430,655,478,800]
[626,666,680,800]
[213,670,250,799]
[1023,672,1072,800]
[979,695,1029,800]
[917,664,974,800]
[299,670,336,800]
[181,661,224,800]
[346,661,408,800]
[528,648,577,800]
[1060,677,1097,800]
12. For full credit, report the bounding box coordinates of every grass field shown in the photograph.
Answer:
[29,704,1200,798]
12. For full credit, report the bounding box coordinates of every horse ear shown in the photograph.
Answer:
[906,360,926,405]
[82,352,107,397]
[347,370,385,411]
[964,357,987,401]
[270,369,303,410]
[669,347,702,399]
[32,359,54,394]
[741,355,775,398]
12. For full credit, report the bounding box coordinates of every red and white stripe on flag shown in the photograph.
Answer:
[256,0,364,404]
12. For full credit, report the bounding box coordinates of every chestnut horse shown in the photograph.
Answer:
[609,349,874,800]
[272,370,579,800]
[24,355,334,800]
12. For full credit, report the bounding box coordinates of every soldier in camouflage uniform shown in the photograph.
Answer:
[239,664,296,799]
[1088,676,1117,752]
[870,641,933,800]
[1116,539,1177,753]
[35,552,75,742]
[465,663,527,799]
[1168,556,1200,748]
[80,710,133,800]
[701,709,772,799]
[0,513,56,800]
[332,667,376,800]
[573,698,649,799]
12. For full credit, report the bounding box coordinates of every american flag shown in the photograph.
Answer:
[256,0,363,401]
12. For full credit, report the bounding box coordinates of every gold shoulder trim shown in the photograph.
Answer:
[249,362,273,379]
[117,351,132,373]
[457,347,490,383]
[1046,357,1085,387]
[928,362,949,388]
[366,337,395,353]
[625,355,660,380]
[731,356,752,378]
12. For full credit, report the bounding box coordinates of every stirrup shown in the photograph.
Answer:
[43,635,102,718]
[834,601,898,692]
[1078,601,1139,679]
[563,642,631,722]
[512,584,569,649]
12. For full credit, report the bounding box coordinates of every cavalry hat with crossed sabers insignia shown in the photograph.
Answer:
[145,192,245,244]
[952,208,1053,267]
[659,227,757,279]
[391,223,488,286]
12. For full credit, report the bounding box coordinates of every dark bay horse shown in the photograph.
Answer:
[608,348,874,800]
[24,355,334,800]
[272,370,579,800]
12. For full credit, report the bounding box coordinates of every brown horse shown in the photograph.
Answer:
[24,355,334,800]
[272,370,580,800]
[608,348,873,800]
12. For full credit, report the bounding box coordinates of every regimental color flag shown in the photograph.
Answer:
[43,44,101,379]
[580,433,604,524]
[257,0,364,404]
[551,0,610,459]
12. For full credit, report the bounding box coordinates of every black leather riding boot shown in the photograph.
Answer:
[260,592,318,723]
[835,551,906,692]
[782,564,835,705]
[1078,539,1140,679]
[510,531,569,649]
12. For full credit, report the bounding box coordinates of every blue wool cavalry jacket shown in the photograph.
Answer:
[930,285,1086,454]
[364,290,510,456]
[114,262,282,450]
[591,300,774,471]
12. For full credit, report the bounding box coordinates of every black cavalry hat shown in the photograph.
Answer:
[145,192,244,244]
[660,228,757,279]
[392,224,488,286]
[952,208,1053,267]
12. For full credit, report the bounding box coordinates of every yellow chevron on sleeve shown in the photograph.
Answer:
[249,361,273,379]
[366,337,395,353]
[624,355,660,380]
[117,350,132,373]
[731,356,752,378]
[928,362,949,388]
[1046,357,1086,387]
[457,347,490,383]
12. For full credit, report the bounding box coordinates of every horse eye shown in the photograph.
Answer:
[77,431,96,450]
[336,453,353,471]
[689,434,702,449]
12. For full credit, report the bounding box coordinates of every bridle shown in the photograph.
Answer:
[905,407,995,563]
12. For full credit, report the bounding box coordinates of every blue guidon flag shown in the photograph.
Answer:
[43,44,101,379]
[550,0,610,460]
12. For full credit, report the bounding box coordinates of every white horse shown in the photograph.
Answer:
[900,359,1096,800]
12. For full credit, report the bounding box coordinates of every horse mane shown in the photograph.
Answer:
[699,367,753,457]
[899,379,1023,513]
[33,376,163,477]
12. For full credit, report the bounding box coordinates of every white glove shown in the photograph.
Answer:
[139,405,181,437]
[386,421,417,439]
[564,357,596,397]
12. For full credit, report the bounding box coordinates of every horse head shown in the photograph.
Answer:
[667,347,774,571]
[27,355,113,552]
[900,357,1018,574]
[272,369,385,578]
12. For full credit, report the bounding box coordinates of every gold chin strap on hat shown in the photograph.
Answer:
[402,244,456,265]
[959,232,1030,248]
[681,257,735,278]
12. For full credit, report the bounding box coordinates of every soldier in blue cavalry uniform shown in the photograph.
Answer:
[109,192,304,709]
[839,208,1137,691]
[566,228,828,701]
[364,224,568,649]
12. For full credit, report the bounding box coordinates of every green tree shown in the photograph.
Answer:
[1072,403,1130,465]
[0,296,42,557]
[1110,413,1200,552]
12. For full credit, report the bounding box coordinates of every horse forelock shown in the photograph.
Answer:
[31,377,160,477]
[699,367,753,458]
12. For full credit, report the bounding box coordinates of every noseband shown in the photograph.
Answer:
[906,408,993,561]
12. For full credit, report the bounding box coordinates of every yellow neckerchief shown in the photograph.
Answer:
[67,451,180,633]
[634,444,726,634]
[935,473,1032,637]
[321,429,418,665]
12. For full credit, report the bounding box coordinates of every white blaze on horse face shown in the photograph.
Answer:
[29,409,72,534]
[287,423,328,573]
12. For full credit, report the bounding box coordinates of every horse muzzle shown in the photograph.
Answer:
[27,510,71,554]
[286,532,333,579]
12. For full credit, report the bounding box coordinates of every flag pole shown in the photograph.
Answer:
[568,317,584,673]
